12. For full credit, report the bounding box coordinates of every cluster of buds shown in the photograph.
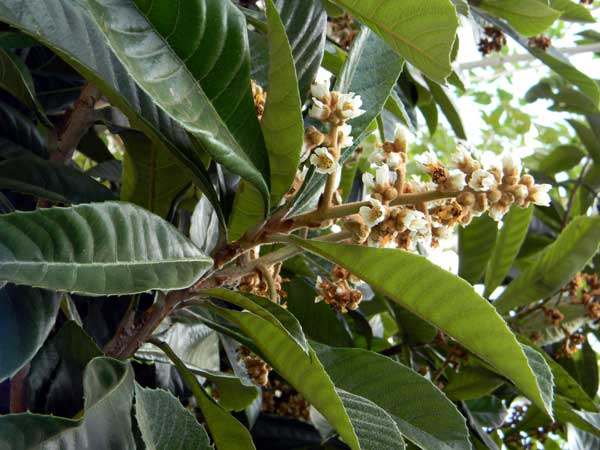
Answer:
[542,305,564,328]
[558,332,586,358]
[528,35,552,51]
[238,346,271,386]
[327,14,358,49]
[568,272,600,320]
[238,257,286,302]
[353,129,552,251]
[478,26,507,56]
[302,78,364,177]
[315,265,363,313]
[262,378,310,421]
[251,80,267,121]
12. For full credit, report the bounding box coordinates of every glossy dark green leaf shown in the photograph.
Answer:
[0,155,116,204]
[444,367,505,401]
[559,340,599,400]
[314,343,471,450]
[120,130,191,218]
[190,195,220,255]
[86,0,269,211]
[0,202,213,295]
[459,215,498,284]
[87,160,121,183]
[0,0,222,223]
[292,238,553,416]
[151,339,257,450]
[0,357,136,450]
[134,385,212,450]
[477,0,560,35]
[484,206,533,297]
[0,285,59,382]
[332,0,458,83]
[202,304,360,449]
[26,321,102,417]
[0,100,47,157]
[495,216,600,313]
[465,396,508,429]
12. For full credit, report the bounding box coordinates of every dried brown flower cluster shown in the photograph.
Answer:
[528,35,552,51]
[327,14,358,49]
[568,272,600,320]
[478,26,506,56]
[262,378,310,421]
[239,346,271,386]
[315,265,363,313]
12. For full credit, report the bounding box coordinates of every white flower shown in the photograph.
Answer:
[359,198,386,227]
[400,209,428,232]
[450,144,476,170]
[445,169,466,191]
[415,150,440,173]
[513,184,529,201]
[309,98,329,121]
[339,123,354,148]
[310,79,330,100]
[386,152,402,169]
[368,150,386,165]
[310,147,337,174]
[337,93,365,120]
[480,151,502,172]
[489,204,508,222]
[531,184,552,206]
[394,123,411,146]
[469,169,497,192]
[362,172,375,192]
[502,152,522,175]
[375,164,393,186]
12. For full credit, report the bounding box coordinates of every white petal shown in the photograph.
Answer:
[394,123,411,144]
[375,164,390,186]
[387,152,402,169]
[310,80,330,99]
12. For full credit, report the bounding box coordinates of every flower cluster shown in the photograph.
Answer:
[315,265,363,313]
[303,78,364,176]
[251,80,267,121]
[238,346,271,386]
[352,127,552,251]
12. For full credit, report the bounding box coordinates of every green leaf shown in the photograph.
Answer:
[291,238,554,416]
[85,0,269,212]
[478,11,600,107]
[263,0,304,205]
[337,389,406,450]
[120,130,191,218]
[0,100,47,157]
[0,202,213,295]
[547,0,595,23]
[0,285,59,382]
[202,304,360,450]
[313,343,471,450]
[568,411,600,450]
[458,214,498,284]
[151,339,256,450]
[522,345,555,416]
[284,277,353,347]
[0,357,136,450]
[201,287,309,354]
[332,0,458,83]
[134,385,212,450]
[190,195,220,255]
[424,77,467,139]
[484,206,533,297]
[444,367,506,401]
[195,369,260,412]
[568,119,600,163]
[495,216,600,313]
[0,47,49,126]
[0,0,222,224]
[478,0,560,36]
[227,0,305,239]
[559,340,599,400]
[533,145,586,175]
[0,154,116,204]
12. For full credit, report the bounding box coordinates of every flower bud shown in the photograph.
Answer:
[487,189,502,203]
[520,174,534,188]
[457,191,475,207]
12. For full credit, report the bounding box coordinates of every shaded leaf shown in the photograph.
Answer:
[0,202,213,295]
[459,215,498,284]
[190,195,220,255]
[0,285,59,382]
[477,0,560,36]
[444,367,505,401]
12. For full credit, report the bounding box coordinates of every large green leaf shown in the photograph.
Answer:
[559,340,599,400]
[190,195,220,255]
[85,0,269,211]
[0,285,59,382]
[458,215,498,284]
[0,0,222,223]
[331,0,458,83]
[152,339,256,450]
[314,343,471,450]
[484,206,533,297]
[0,202,213,295]
[0,358,136,450]
[0,155,116,204]
[568,119,600,163]
[202,304,360,449]
[291,238,553,416]
[134,385,212,450]
[477,0,560,36]
[547,0,595,23]
[495,216,600,313]
[478,10,600,107]
[0,100,47,157]
[424,77,467,139]
[120,130,191,218]
[444,366,505,401]
[228,0,305,239]
[291,29,404,214]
